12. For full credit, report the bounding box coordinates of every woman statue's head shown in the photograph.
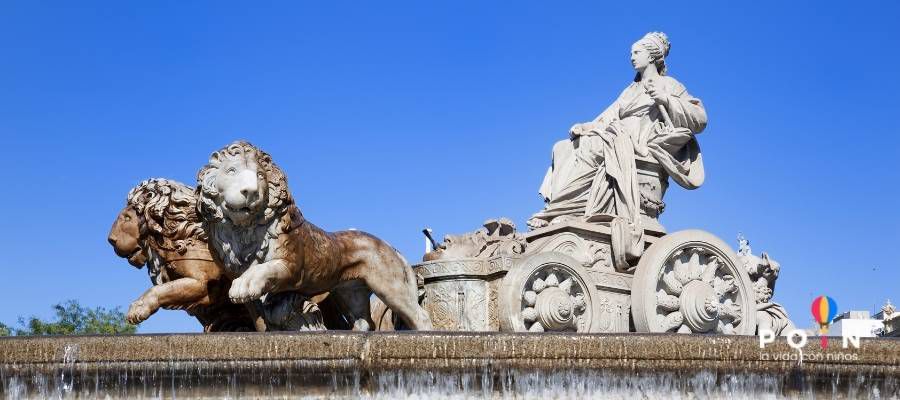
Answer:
[631,31,670,76]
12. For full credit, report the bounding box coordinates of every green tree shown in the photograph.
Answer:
[11,300,136,336]
[0,322,10,336]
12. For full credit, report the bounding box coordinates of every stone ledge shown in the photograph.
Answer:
[1,332,897,372]
[3,333,898,399]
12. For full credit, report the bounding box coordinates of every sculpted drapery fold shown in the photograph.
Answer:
[531,76,708,271]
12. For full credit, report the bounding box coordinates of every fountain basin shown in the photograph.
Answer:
[1,332,897,399]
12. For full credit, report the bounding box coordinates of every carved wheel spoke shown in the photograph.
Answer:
[718,300,742,323]
[673,253,690,284]
[656,290,680,312]
[661,272,683,296]
[700,256,720,284]
[714,274,737,301]
[632,230,757,335]
[658,311,683,332]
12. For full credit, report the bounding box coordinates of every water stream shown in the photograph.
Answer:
[2,360,897,399]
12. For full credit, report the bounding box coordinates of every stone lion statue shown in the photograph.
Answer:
[107,178,256,331]
[197,141,433,330]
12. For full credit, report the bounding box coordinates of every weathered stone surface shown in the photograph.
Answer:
[1,333,897,398]
[6,332,893,369]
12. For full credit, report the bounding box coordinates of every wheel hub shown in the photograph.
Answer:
[680,280,719,332]
[535,286,575,330]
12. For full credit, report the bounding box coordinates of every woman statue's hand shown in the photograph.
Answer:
[569,123,585,138]
[645,80,670,107]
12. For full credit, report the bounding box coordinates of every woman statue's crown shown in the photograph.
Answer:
[641,32,670,58]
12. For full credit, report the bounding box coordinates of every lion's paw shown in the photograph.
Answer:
[127,300,156,324]
[229,271,270,304]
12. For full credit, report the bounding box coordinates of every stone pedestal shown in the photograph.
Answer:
[414,255,517,331]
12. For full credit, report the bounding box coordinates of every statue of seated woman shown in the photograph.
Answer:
[527,32,708,272]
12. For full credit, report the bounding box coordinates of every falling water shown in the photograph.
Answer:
[2,361,897,399]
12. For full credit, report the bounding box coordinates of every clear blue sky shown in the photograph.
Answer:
[0,1,897,333]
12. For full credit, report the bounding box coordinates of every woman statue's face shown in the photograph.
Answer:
[630,43,653,71]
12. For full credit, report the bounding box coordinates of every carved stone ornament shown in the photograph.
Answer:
[736,234,796,335]
[498,252,602,333]
[631,230,757,334]
[424,217,526,262]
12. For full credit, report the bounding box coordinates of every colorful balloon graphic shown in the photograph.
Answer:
[810,295,837,348]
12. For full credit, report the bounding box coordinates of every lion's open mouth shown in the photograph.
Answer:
[225,203,260,218]
[127,247,146,267]
[226,206,254,218]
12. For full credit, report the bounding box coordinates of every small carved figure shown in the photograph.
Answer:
[883,300,896,320]
[736,235,795,336]
[424,218,526,261]
[107,179,256,331]
[197,141,433,330]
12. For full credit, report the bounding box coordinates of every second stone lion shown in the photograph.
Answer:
[197,140,433,330]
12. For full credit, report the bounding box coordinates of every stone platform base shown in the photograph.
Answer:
[1,332,898,399]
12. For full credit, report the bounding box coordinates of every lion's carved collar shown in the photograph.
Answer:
[145,234,214,263]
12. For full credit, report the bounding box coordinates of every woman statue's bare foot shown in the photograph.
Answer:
[549,215,580,225]
[527,217,549,230]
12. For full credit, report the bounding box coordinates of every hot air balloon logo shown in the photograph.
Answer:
[811,295,837,349]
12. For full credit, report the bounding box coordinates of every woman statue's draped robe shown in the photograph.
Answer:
[531,75,707,271]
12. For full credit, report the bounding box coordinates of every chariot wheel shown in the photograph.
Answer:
[499,252,601,332]
[631,230,757,335]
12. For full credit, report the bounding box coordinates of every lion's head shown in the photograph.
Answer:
[108,178,206,268]
[197,141,291,227]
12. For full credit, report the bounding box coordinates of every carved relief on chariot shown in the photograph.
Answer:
[414,215,772,335]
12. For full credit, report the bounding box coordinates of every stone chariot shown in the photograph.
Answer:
[414,155,758,335]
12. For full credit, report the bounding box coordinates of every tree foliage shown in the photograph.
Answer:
[6,300,136,336]
[0,322,10,336]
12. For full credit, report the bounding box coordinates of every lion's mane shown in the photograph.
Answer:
[196,141,292,226]
[127,178,207,249]
[196,141,296,270]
